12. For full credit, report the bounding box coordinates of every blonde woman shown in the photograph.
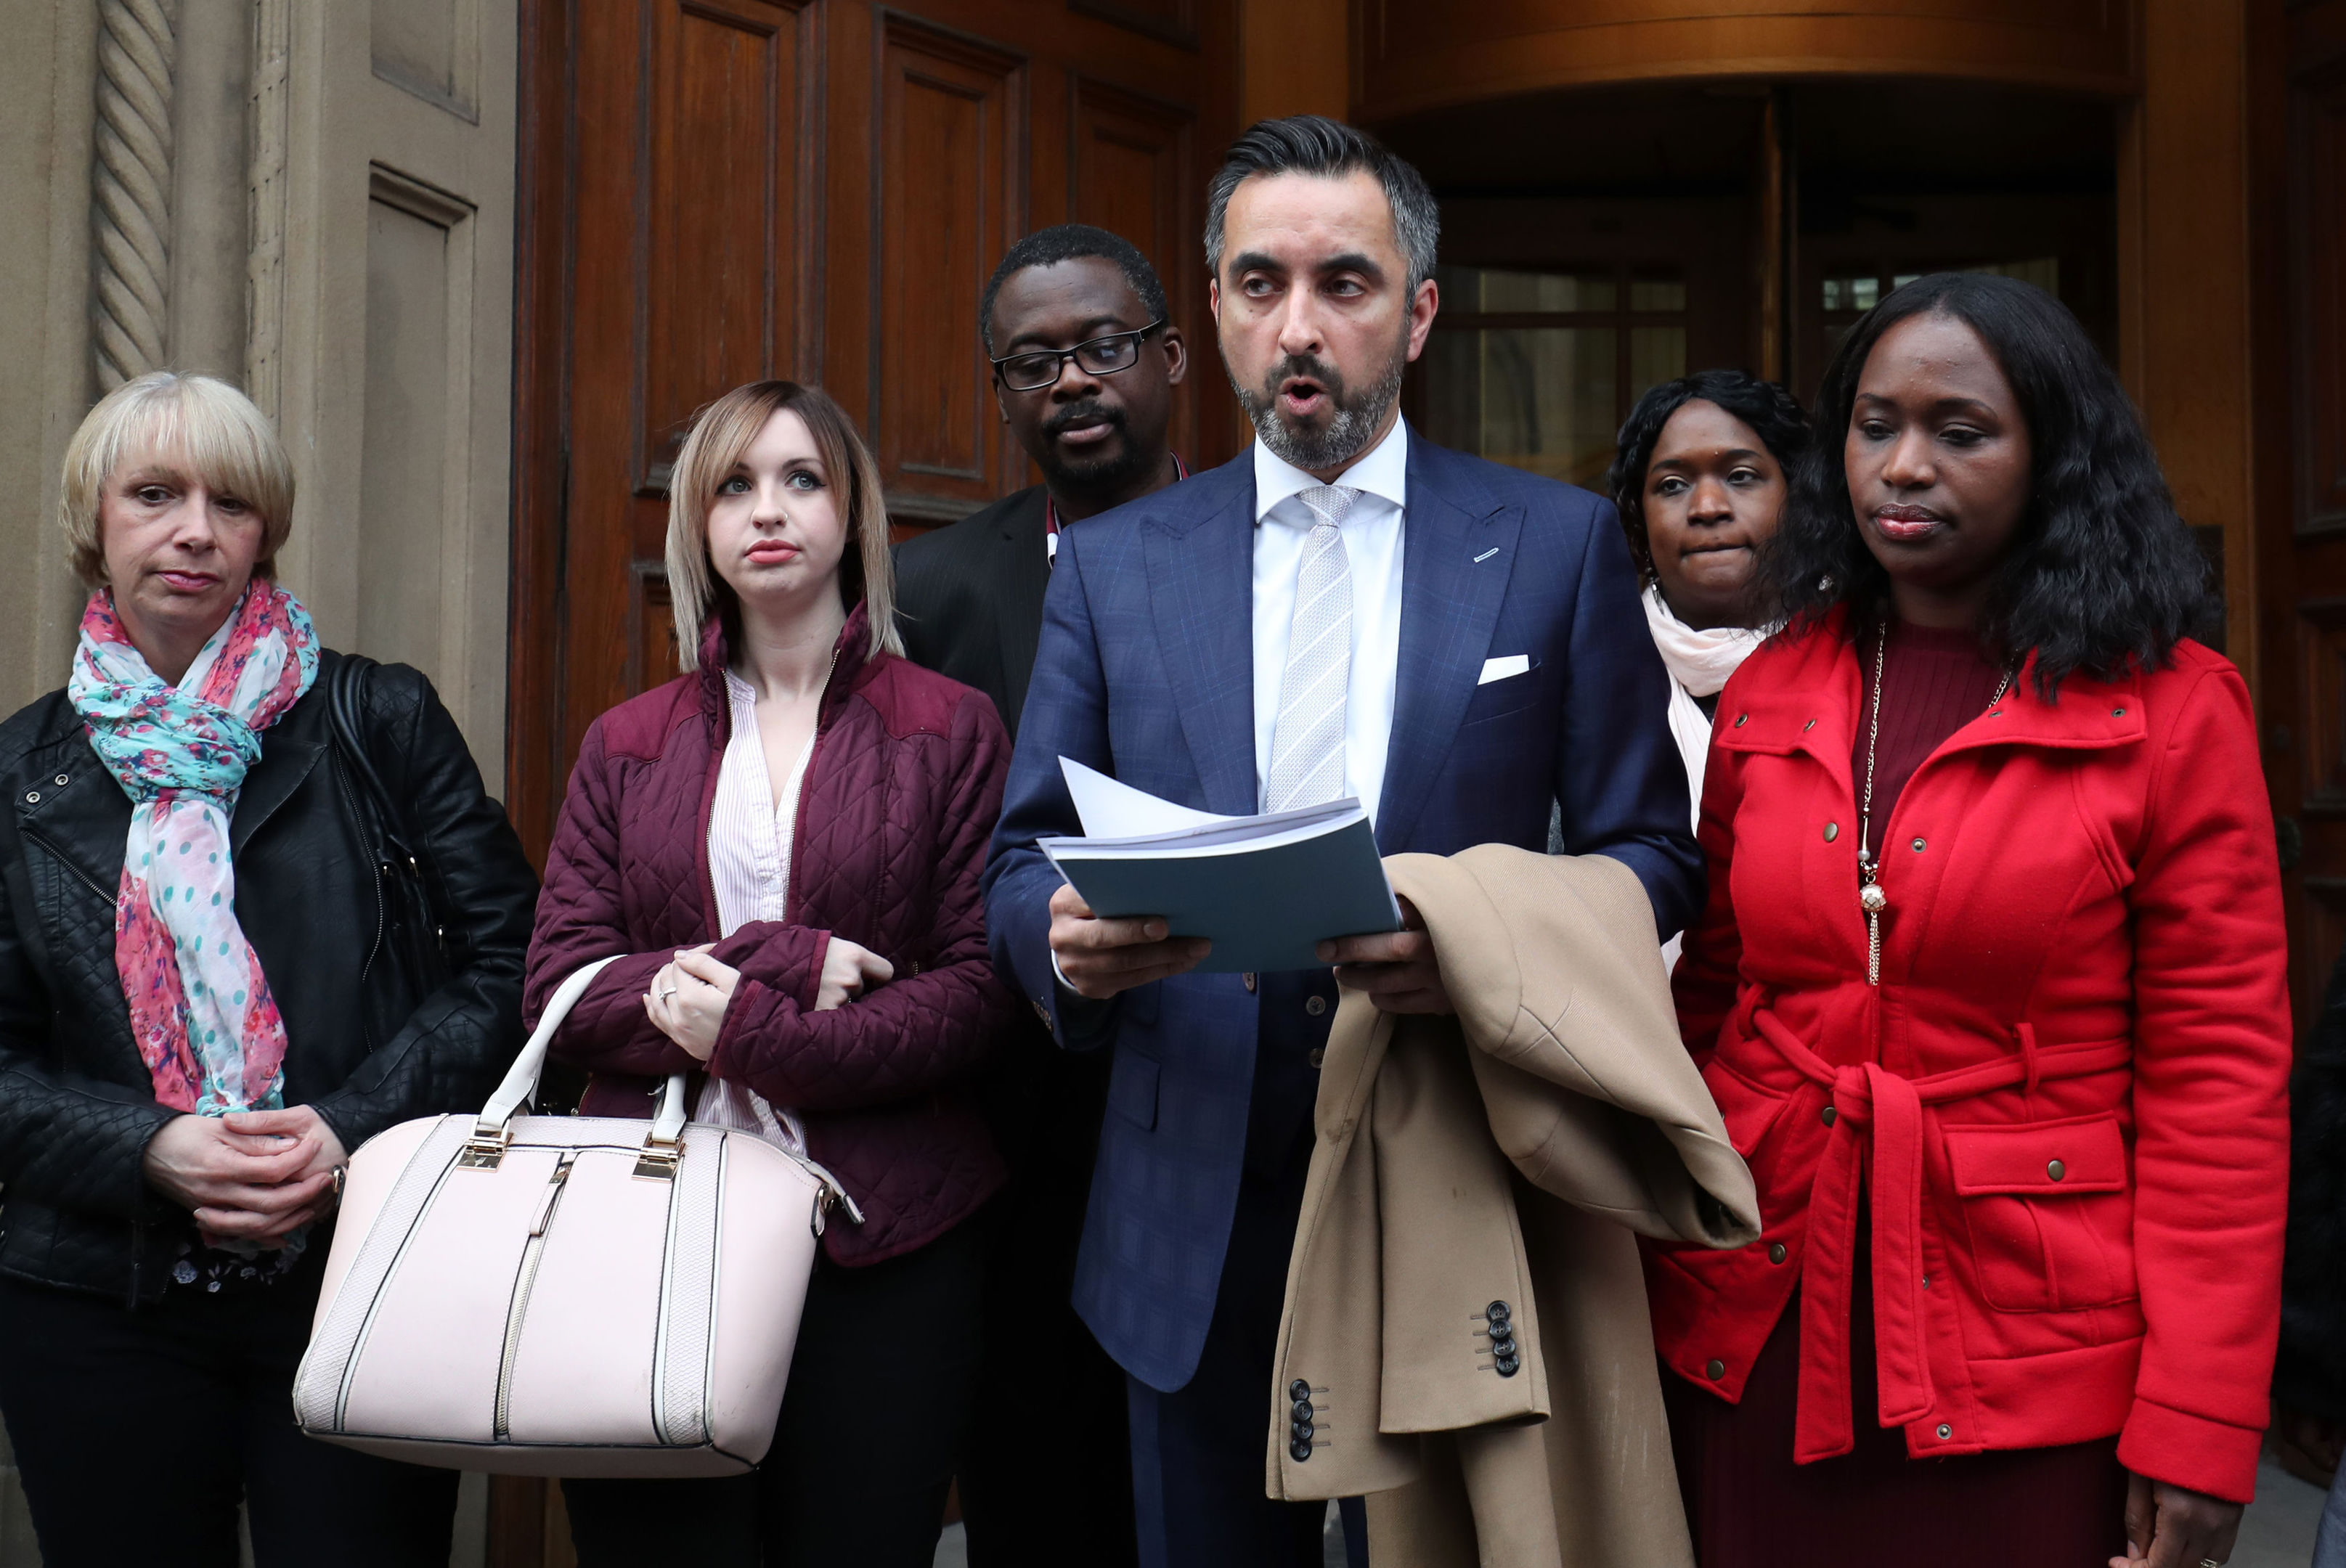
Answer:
[0,371,537,1564]
[529,380,1015,1567]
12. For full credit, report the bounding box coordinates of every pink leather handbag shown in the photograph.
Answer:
[293,957,858,1476]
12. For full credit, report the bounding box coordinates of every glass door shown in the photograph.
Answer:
[1415,263,1690,488]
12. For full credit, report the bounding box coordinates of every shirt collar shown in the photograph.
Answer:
[1252,415,1409,524]
[1044,452,1189,544]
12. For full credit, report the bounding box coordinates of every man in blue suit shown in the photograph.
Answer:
[982,116,1702,1568]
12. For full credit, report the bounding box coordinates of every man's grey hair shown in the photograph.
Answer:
[1202,115,1441,293]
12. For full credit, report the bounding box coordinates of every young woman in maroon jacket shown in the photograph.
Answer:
[1645,274,2290,1568]
[525,380,1015,1568]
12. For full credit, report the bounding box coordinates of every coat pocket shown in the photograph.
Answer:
[1944,1113,2137,1312]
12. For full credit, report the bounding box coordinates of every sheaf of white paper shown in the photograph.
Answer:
[1059,756,1231,838]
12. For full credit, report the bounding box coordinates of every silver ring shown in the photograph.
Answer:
[658,985,677,1000]
[2202,1559,2226,1567]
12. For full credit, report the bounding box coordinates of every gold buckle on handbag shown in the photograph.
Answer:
[632,1129,683,1181]
[458,1119,513,1171]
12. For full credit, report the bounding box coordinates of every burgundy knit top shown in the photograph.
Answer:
[1854,620,2007,828]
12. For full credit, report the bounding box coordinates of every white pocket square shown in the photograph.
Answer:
[1478,654,1531,685]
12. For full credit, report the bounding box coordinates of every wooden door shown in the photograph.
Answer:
[510,0,1242,865]
[2262,0,2346,1025]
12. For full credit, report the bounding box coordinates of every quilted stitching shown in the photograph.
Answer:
[529,612,1016,1266]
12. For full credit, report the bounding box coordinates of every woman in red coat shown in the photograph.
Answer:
[526,381,1015,1567]
[1648,272,2290,1568]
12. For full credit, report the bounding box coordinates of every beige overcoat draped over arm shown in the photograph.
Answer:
[1267,846,1760,1568]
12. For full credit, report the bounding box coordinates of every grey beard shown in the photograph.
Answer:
[1233,338,1409,473]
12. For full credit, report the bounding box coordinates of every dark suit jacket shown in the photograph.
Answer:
[895,486,1050,742]
[982,433,1704,1392]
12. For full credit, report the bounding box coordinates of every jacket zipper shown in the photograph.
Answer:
[781,651,841,928]
[327,756,390,1044]
[22,827,116,905]
[494,1150,577,1439]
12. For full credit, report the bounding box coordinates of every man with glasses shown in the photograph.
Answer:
[897,224,1189,741]
[897,223,1186,1568]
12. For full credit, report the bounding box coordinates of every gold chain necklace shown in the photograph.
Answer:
[1856,626,2016,986]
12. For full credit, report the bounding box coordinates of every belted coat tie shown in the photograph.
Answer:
[1645,611,2292,1504]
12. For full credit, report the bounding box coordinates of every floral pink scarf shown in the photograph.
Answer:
[67,584,319,1114]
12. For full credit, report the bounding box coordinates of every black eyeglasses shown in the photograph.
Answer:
[990,321,1165,392]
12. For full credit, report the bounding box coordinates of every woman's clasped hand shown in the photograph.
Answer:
[643,935,895,1060]
[643,944,736,1061]
[141,1105,347,1244]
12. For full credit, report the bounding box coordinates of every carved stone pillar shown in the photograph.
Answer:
[90,0,177,389]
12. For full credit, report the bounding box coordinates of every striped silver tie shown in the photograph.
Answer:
[1262,485,1359,813]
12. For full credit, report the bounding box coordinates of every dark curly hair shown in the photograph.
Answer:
[1605,369,1809,589]
[1761,271,2208,696]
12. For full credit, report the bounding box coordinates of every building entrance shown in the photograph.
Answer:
[1384,79,2119,497]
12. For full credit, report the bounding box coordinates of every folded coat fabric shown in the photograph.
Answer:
[1266,845,1759,1568]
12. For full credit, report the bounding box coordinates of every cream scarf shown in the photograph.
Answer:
[1643,585,1764,834]
[1644,588,1764,970]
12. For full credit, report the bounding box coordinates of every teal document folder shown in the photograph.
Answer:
[1038,760,1401,974]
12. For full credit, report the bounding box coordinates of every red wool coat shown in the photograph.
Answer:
[1646,609,2292,1504]
[525,604,1016,1266]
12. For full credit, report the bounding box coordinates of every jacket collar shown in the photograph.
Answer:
[13,668,333,894]
[696,600,875,727]
[1133,441,1516,831]
[1714,605,2149,783]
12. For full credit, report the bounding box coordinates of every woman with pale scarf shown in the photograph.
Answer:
[1605,370,1809,965]
[0,372,537,1564]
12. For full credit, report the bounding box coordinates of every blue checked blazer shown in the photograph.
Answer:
[982,432,1702,1392]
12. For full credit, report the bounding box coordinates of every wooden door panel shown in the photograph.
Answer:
[2298,601,2346,814]
[557,0,660,771]
[1070,78,1195,461]
[2261,0,2346,1021]
[875,19,1026,520]
[2295,65,2346,535]
[643,0,812,497]
[2273,0,2346,1024]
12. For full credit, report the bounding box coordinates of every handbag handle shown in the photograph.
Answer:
[466,957,688,1167]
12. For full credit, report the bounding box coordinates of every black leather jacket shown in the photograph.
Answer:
[0,650,537,1303]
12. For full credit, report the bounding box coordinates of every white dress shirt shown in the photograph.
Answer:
[698,670,812,1154]
[1251,417,1409,824]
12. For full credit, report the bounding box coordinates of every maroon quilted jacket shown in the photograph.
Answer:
[525,602,1015,1265]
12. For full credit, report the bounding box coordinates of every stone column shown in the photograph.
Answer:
[90,0,177,388]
